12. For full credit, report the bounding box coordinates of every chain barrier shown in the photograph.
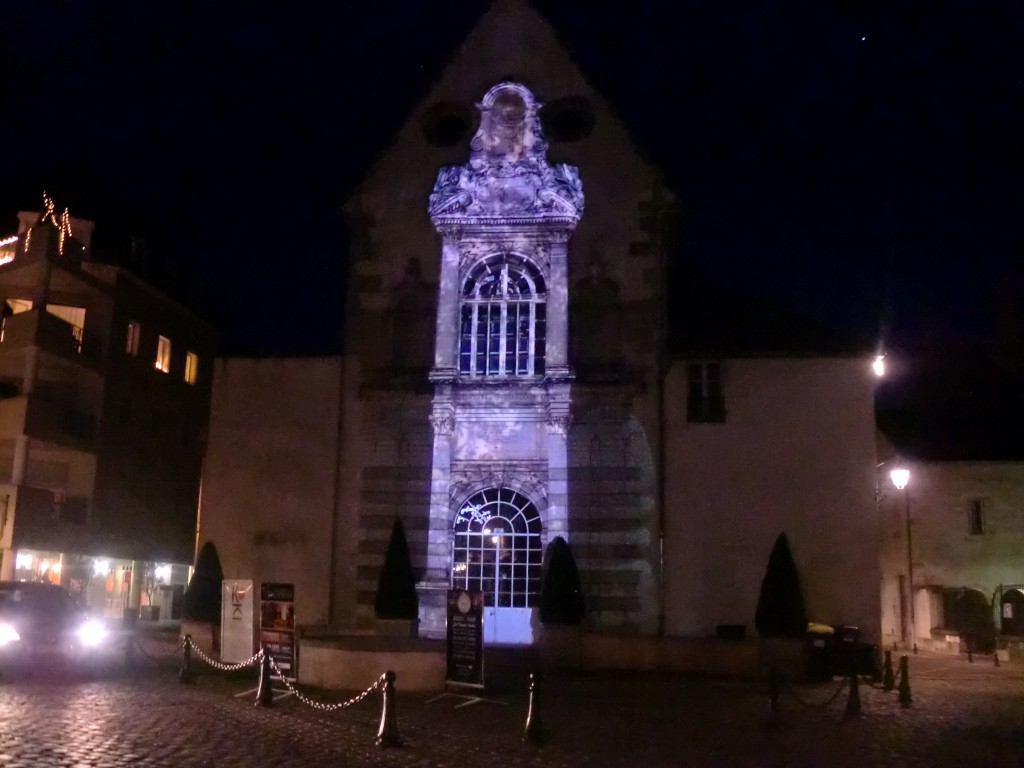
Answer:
[126,634,185,664]
[189,641,264,673]
[266,655,384,712]
[780,676,848,709]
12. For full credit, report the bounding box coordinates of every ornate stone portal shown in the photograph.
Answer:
[418,82,583,641]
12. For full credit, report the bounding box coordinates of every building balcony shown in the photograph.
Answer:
[0,393,95,446]
[14,484,89,528]
[0,309,102,363]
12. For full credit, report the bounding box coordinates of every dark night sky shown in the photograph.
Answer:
[1,1,1021,363]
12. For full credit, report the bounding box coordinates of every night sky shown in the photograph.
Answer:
[1,1,1021,371]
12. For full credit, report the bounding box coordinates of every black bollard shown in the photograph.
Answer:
[124,633,137,675]
[897,655,912,708]
[882,650,895,691]
[255,648,274,707]
[844,671,861,718]
[178,634,193,684]
[376,670,400,747]
[524,672,546,745]
[994,650,1000,668]
[766,666,781,730]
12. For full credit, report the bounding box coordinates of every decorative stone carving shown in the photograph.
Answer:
[546,413,573,435]
[429,413,455,435]
[448,464,549,509]
[429,83,584,229]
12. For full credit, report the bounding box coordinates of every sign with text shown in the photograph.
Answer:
[446,589,484,688]
[220,579,256,663]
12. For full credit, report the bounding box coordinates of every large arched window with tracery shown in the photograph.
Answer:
[459,255,546,377]
[451,488,543,608]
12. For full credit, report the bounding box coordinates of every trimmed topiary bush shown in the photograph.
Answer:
[182,541,224,623]
[375,518,418,620]
[539,536,585,625]
[755,532,807,638]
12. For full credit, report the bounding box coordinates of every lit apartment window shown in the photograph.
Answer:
[687,362,726,423]
[184,351,198,385]
[155,335,171,372]
[126,321,140,356]
[967,498,986,536]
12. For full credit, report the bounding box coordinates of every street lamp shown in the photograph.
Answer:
[890,464,916,653]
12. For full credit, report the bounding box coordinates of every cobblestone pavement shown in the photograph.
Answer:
[0,634,1021,767]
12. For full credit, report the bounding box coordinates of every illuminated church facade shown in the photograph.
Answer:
[201,1,881,651]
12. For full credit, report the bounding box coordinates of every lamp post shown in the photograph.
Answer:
[889,466,916,653]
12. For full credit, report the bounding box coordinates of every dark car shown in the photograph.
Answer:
[0,581,109,670]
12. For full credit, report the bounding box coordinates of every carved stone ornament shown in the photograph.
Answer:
[429,413,455,435]
[428,82,584,229]
[449,465,549,509]
[546,413,573,435]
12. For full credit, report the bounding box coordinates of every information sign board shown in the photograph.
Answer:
[445,589,484,688]
[220,579,256,664]
[260,582,296,678]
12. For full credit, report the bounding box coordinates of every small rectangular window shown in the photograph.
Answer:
[126,321,140,356]
[687,362,725,423]
[155,335,171,372]
[967,498,986,535]
[184,352,198,385]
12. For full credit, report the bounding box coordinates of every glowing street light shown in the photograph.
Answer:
[890,467,910,490]
[889,463,916,651]
[872,354,886,377]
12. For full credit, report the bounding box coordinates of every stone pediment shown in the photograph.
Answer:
[429,82,584,229]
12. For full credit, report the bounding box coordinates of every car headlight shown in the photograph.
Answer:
[76,620,107,647]
[0,623,20,646]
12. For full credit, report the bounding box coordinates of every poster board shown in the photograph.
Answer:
[221,579,257,663]
[259,582,296,679]
[445,589,484,688]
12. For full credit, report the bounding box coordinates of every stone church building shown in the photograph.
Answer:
[200,1,880,653]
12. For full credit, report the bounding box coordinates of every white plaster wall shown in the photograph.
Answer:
[200,357,343,626]
[878,461,1024,642]
[664,357,880,642]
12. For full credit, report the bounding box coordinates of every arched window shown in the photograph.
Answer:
[459,255,546,377]
[451,488,543,608]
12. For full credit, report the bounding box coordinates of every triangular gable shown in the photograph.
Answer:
[346,0,671,308]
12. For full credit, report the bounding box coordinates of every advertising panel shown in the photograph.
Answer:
[446,589,484,688]
[260,582,296,679]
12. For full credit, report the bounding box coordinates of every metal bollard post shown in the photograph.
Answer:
[124,633,137,675]
[967,637,973,663]
[882,649,895,691]
[376,670,400,747]
[897,655,912,708]
[844,670,861,718]
[255,648,274,707]
[766,666,781,730]
[178,634,193,684]
[523,672,546,745]
[994,650,1000,668]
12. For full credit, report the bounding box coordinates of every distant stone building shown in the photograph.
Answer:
[201,0,880,652]
[0,204,215,618]
[877,452,1024,651]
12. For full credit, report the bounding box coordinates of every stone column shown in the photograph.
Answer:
[432,233,461,378]
[544,233,571,378]
[417,397,455,639]
[544,385,572,545]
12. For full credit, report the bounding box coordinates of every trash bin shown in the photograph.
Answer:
[832,625,860,676]
[805,623,834,682]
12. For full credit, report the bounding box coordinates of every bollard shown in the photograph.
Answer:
[376,670,400,748]
[897,655,912,708]
[882,650,895,691]
[844,671,861,718]
[178,634,193,684]
[994,650,1000,668]
[255,648,274,707]
[766,666,781,730]
[124,633,137,675]
[524,672,546,745]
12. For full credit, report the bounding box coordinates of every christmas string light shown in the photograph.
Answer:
[38,191,73,255]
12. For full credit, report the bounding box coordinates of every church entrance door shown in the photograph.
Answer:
[451,488,542,645]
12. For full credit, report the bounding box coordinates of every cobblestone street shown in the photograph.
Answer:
[0,637,1021,767]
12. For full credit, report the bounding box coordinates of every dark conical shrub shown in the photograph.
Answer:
[182,541,224,623]
[755,532,808,637]
[375,518,418,619]
[540,536,585,625]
